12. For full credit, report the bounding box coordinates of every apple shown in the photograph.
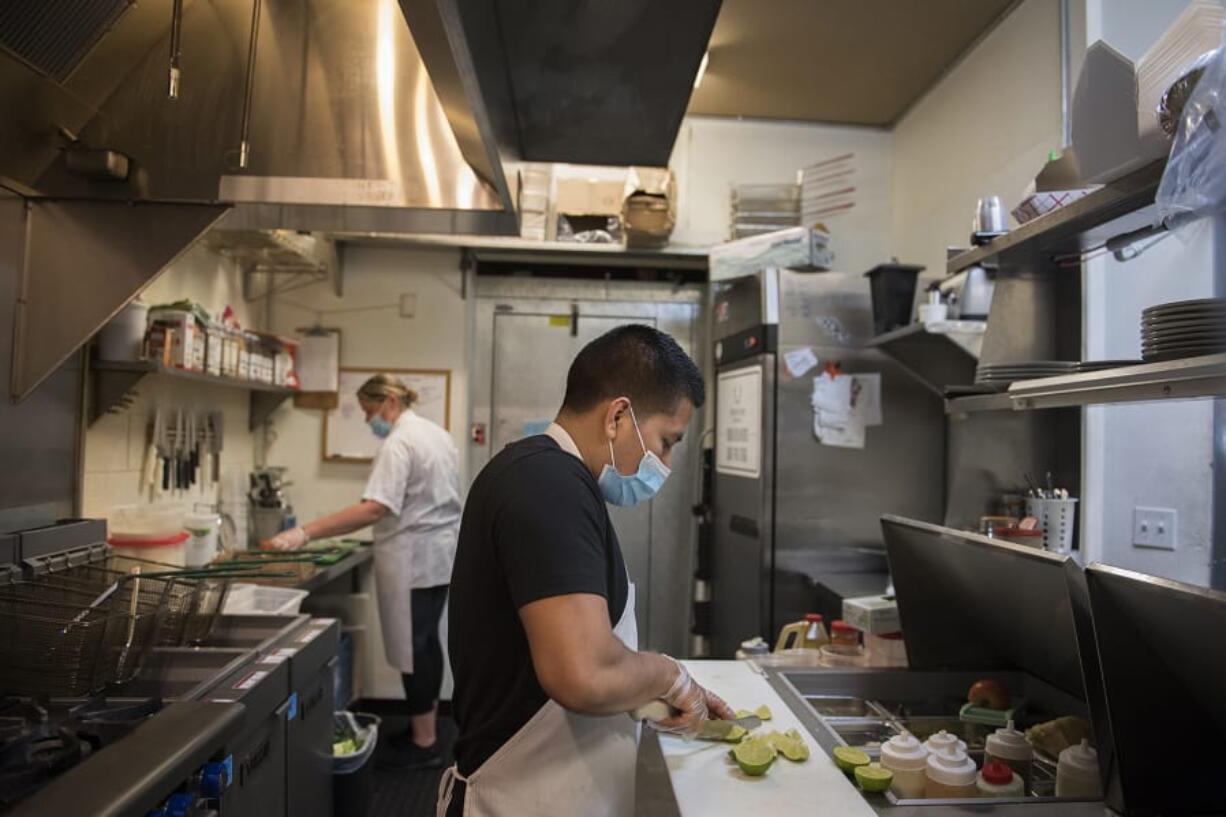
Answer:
[968,678,1010,710]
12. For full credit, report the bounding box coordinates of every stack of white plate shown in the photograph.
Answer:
[1141,298,1226,362]
[975,361,1078,389]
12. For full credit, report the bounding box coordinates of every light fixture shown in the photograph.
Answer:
[693,51,709,90]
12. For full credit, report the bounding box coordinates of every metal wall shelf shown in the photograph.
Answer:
[947,160,1166,274]
[90,360,297,429]
[945,354,1226,413]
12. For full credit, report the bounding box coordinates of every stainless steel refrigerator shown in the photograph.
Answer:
[707,269,945,657]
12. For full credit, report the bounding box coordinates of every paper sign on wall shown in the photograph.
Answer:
[783,347,819,378]
[811,371,883,449]
[716,367,763,478]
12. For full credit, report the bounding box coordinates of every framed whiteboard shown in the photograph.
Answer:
[322,367,451,462]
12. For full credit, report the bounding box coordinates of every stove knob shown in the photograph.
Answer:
[200,756,233,797]
[165,793,195,817]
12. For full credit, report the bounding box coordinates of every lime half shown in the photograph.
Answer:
[733,739,776,776]
[723,724,748,743]
[832,746,870,773]
[767,730,810,762]
[855,763,893,792]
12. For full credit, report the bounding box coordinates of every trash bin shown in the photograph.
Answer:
[864,263,924,335]
[333,712,380,817]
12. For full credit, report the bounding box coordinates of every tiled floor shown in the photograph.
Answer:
[369,715,457,817]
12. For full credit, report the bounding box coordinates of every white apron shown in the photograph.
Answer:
[437,582,640,817]
[373,539,414,673]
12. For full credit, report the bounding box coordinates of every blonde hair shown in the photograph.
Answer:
[357,373,418,407]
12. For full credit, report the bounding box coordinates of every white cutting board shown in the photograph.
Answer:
[659,661,877,816]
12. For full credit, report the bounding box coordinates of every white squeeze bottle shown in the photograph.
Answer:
[879,733,929,799]
[1056,739,1103,799]
[924,745,978,799]
[984,719,1033,786]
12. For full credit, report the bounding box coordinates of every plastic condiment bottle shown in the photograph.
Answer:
[976,760,1025,798]
[924,745,978,799]
[1056,739,1103,799]
[829,619,860,649]
[984,719,1033,785]
[923,729,967,757]
[879,733,929,799]
[774,613,830,651]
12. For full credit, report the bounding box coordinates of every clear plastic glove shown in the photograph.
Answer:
[649,658,735,739]
[264,526,308,551]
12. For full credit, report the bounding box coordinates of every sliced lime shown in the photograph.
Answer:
[832,745,870,773]
[734,708,754,720]
[733,739,776,776]
[723,724,748,743]
[855,763,893,792]
[754,704,773,721]
[766,730,810,762]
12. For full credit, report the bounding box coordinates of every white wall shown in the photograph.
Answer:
[81,241,261,538]
[263,245,468,526]
[890,0,1064,282]
[668,115,894,274]
[1080,0,1220,586]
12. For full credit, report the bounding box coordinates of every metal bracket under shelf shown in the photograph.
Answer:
[90,360,294,429]
[867,321,985,397]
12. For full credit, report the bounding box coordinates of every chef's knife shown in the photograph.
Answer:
[630,700,761,738]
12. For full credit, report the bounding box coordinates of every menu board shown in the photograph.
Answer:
[716,366,763,479]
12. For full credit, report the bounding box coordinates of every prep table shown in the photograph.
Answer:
[650,660,879,817]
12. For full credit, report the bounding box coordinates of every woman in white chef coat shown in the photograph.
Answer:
[267,373,461,770]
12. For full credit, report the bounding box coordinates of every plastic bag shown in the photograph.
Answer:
[1156,33,1226,230]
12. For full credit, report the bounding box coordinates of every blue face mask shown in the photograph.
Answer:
[598,406,671,507]
[369,415,392,439]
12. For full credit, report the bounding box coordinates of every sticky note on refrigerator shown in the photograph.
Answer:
[784,347,819,378]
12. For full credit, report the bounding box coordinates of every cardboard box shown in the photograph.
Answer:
[622,167,676,248]
[555,178,626,216]
[842,595,901,635]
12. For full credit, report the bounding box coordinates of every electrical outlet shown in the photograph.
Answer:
[1132,507,1177,550]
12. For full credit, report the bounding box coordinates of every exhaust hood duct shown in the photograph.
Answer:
[399,0,723,167]
[0,0,516,232]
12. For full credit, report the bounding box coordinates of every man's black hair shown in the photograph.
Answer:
[561,324,704,416]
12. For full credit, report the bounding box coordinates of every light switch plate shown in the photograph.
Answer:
[399,293,417,318]
[1133,507,1177,550]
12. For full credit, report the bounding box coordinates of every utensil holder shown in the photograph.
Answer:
[1026,498,1078,553]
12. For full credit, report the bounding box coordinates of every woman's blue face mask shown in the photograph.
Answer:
[598,405,671,507]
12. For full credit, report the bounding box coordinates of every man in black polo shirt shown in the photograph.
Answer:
[440,325,732,817]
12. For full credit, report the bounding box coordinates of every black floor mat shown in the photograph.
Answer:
[369,715,457,817]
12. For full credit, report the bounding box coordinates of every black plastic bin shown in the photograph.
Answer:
[333,712,380,817]
[865,263,924,335]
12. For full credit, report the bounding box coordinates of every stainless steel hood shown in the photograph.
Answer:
[0,0,516,399]
[399,0,723,168]
[0,0,516,232]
